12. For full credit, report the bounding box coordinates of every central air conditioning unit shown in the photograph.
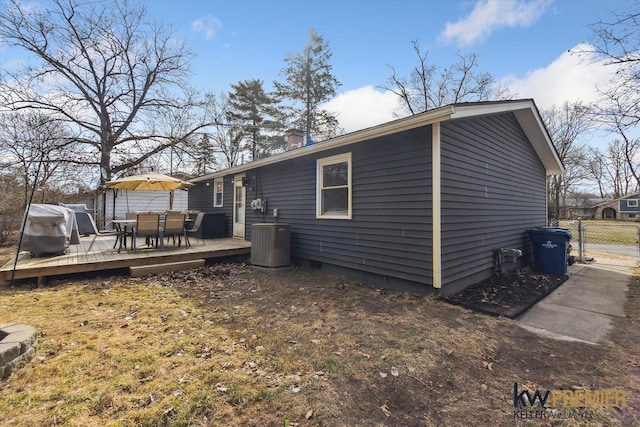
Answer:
[250,223,291,267]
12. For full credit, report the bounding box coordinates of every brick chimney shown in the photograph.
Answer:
[286,129,305,150]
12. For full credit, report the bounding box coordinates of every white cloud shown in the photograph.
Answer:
[440,0,552,47]
[502,43,615,110]
[191,15,222,40]
[323,86,399,134]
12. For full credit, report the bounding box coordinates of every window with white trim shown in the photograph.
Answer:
[316,153,352,219]
[628,199,638,208]
[629,213,637,219]
[214,178,224,207]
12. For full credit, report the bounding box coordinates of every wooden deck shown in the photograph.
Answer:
[0,235,251,283]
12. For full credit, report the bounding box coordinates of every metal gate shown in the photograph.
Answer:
[565,220,640,267]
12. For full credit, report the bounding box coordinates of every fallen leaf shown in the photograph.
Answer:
[379,372,387,378]
[357,351,371,359]
[305,409,313,419]
[286,374,301,382]
[380,404,392,418]
[482,361,493,371]
[390,367,399,377]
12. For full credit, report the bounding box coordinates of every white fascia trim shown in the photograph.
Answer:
[449,100,537,119]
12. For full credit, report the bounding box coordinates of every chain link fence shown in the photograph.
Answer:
[560,220,640,267]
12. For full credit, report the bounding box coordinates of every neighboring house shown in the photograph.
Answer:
[189,99,563,295]
[593,194,640,221]
[560,197,607,219]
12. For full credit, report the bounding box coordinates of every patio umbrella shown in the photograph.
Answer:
[106,171,193,191]
[106,172,194,211]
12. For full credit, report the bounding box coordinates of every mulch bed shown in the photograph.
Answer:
[444,268,569,318]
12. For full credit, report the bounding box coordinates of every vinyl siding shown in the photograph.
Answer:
[440,113,547,290]
[619,197,639,212]
[189,179,234,236]
[188,181,214,210]
[242,126,434,285]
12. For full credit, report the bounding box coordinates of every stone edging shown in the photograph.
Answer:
[0,323,37,379]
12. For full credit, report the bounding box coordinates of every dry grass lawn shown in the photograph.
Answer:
[0,258,638,426]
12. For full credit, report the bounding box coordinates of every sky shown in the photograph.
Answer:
[0,0,633,138]
[136,0,632,137]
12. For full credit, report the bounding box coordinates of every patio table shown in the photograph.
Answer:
[112,218,193,252]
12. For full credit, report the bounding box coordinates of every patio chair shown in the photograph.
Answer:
[112,221,134,252]
[85,214,119,254]
[186,212,205,246]
[162,211,187,247]
[132,212,161,251]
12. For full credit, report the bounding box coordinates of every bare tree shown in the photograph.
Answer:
[0,111,78,207]
[203,92,246,170]
[0,0,208,188]
[580,2,640,190]
[542,102,592,219]
[586,140,638,199]
[586,147,610,198]
[606,140,635,197]
[588,2,640,129]
[381,40,512,116]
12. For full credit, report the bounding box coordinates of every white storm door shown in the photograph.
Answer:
[233,174,246,238]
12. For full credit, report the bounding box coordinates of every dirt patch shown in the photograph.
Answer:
[0,261,637,426]
[444,268,568,318]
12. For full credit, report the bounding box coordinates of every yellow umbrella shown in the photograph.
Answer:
[106,172,194,191]
[106,172,194,211]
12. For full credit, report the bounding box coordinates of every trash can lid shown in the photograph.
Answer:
[527,227,572,239]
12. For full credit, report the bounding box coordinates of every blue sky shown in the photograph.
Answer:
[0,0,632,135]
[140,0,630,133]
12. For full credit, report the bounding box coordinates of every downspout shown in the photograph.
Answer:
[432,122,442,289]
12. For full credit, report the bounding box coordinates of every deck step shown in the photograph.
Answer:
[129,259,205,277]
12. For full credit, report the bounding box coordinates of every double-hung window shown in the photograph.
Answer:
[214,178,224,207]
[316,153,352,219]
[628,199,638,208]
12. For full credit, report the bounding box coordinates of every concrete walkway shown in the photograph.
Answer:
[517,263,631,345]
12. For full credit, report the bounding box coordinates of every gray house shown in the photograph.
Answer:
[189,99,563,294]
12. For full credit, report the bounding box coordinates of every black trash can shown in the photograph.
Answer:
[527,228,572,275]
[199,212,226,238]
